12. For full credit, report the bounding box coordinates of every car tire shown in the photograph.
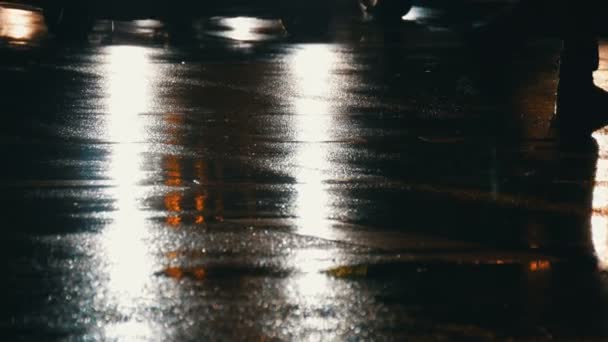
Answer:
[361,0,412,23]
[42,2,92,39]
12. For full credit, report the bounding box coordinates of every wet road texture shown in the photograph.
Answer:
[1,1,608,340]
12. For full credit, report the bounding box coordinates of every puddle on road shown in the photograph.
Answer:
[3,4,608,339]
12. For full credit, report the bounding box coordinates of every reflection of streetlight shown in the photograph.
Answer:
[289,45,339,240]
[592,130,608,270]
[291,45,335,100]
[279,45,353,338]
[98,46,158,340]
[105,46,154,143]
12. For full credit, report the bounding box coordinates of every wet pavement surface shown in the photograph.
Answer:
[2,2,608,340]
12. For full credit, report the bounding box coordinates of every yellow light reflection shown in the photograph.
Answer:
[163,153,184,226]
[162,266,206,280]
[164,112,184,145]
[528,260,551,272]
[0,7,40,43]
[591,130,608,270]
[195,194,205,211]
[165,155,183,186]
[194,193,206,225]
[194,161,206,225]
[165,192,183,227]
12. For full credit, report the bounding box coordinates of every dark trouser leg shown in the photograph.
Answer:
[559,0,599,84]
[556,0,600,122]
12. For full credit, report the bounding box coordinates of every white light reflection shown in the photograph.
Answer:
[99,46,158,339]
[283,248,343,336]
[105,143,150,298]
[281,45,347,336]
[401,6,435,22]
[209,17,283,42]
[105,46,154,142]
[225,17,258,41]
[592,130,608,270]
[290,45,338,240]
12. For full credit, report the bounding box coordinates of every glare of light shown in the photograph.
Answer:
[591,130,608,270]
[0,7,39,42]
[104,321,156,341]
[290,271,332,298]
[105,46,155,143]
[283,249,341,334]
[291,45,336,99]
[102,204,151,298]
[214,17,281,42]
[293,98,330,118]
[402,6,427,22]
[228,17,257,41]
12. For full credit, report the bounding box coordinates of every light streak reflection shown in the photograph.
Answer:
[98,46,159,339]
[591,130,608,270]
[105,46,154,142]
[282,45,349,337]
[290,45,337,240]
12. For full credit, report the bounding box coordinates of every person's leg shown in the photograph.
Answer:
[558,0,599,87]
[555,0,602,129]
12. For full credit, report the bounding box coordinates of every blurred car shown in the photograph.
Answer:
[10,0,413,38]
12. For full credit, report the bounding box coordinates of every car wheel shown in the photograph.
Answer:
[360,0,412,23]
[42,2,92,39]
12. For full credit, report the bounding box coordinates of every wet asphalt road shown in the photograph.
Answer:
[1,2,608,340]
